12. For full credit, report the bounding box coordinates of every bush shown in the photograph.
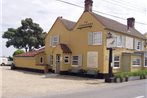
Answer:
[13,49,25,56]
[114,70,147,79]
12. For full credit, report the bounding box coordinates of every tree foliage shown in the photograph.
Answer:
[2,18,47,52]
[13,49,25,56]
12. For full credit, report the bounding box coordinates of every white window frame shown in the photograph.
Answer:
[50,35,59,47]
[72,56,79,66]
[135,39,144,51]
[71,55,82,67]
[88,32,102,45]
[116,35,123,47]
[113,55,120,69]
[132,58,141,66]
[64,55,70,64]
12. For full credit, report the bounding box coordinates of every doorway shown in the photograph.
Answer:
[55,54,61,74]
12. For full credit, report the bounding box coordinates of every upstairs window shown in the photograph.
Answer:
[50,35,59,47]
[135,39,144,51]
[116,35,125,47]
[125,36,134,49]
[88,32,102,45]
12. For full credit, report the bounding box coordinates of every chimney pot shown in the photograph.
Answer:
[84,0,93,12]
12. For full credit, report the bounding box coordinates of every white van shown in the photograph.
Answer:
[0,57,13,66]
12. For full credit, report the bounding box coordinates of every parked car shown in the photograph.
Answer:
[0,57,13,66]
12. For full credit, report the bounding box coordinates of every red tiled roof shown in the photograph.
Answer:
[15,48,45,57]
[59,44,72,53]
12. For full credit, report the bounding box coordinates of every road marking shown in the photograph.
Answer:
[134,96,144,98]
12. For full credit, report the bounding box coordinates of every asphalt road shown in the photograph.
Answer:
[42,79,147,98]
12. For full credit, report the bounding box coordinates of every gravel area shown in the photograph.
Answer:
[1,66,105,98]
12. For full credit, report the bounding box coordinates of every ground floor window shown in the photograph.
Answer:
[50,55,53,65]
[48,55,53,65]
[64,55,70,64]
[145,57,147,67]
[113,56,120,68]
[132,58,141,66]
[87,52,98,68]
[72,56,79,65]
[40,57,43,64]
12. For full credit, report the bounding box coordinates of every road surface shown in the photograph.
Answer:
[42,79,147,98]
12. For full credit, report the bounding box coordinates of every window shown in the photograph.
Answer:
[48,55,53,65]
[113,56,120,68]
[145,57,147,67]
[134,39,144,51]
[88,32,102,45]
[87,52,98,68]
[40,57,43,64]
[50,55,53,65]
[72,55,82,67]
[116,35,123,47]
[50,35,59,47]
[64,55,70,64]
[126,37,133,49]
[72,56,79,65]
[132,58,141,66]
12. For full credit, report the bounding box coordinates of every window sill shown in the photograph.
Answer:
[132,65,141,67]
[64,63,70,64]
[113,67,120,69]
[71,65,80,67]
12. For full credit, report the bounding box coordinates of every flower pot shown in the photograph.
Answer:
[125,77,128,82]
[114,77,123,83]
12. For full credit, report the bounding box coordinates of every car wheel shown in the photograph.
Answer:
[1,63,5,66]
[11,64,16,70]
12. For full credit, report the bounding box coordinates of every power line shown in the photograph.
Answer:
[109,0,146,11]
[56,0,147,25]
[103,0,145,13]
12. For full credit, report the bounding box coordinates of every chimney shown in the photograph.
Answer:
[127,17,135,30]
[84,0,93,12]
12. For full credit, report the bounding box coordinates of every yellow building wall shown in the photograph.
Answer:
[45,12,146,74]
[14,53,46,70]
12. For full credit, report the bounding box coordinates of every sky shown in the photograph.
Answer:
[1,0,147,57]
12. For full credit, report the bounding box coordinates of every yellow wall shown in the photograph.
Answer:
[45,12,108,73]
[45,12,146,74]
[14,52,46,70]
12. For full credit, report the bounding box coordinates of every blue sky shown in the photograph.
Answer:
[1,0,147,57]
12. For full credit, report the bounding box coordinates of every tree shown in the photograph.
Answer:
[2,18,47,52]
[13,50,25,56]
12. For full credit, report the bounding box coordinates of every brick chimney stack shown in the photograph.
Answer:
[84,0,93,12]
[127,17,135,30]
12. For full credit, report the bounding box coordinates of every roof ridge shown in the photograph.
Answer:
[59,17,76,30]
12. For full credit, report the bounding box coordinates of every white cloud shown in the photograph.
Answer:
[1,0,147,56]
